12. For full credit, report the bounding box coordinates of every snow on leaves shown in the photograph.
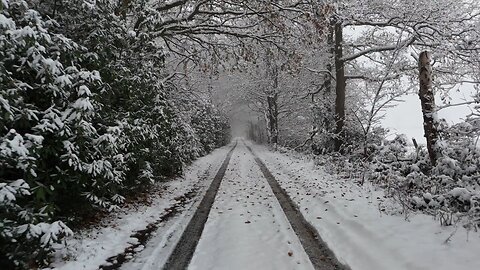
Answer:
[0,179,30,203]
[0,1,123,267]
[370,129,480,229]
[1,0,230,267]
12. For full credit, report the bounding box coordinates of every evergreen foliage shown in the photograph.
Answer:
[0,1,230,267]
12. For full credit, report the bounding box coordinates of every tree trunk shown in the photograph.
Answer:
[418,51,438,165]
[264,48,279,146]
[325,23,334,120]
[248,121,255,141]
[266,93,279,145]
[334,22,346,152]
[321,23,335,152]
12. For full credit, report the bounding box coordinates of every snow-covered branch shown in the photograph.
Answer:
[341,36,416,62]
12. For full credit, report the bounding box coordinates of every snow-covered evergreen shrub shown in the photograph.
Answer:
[0,1,101,266]
[190,100,230,155]
[43,0,195,180]
[38,0,230,181]
[0,0,231,267]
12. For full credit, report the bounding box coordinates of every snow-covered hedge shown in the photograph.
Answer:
[0,2,96,266]
[0,1,230,267]
[370,120,480,229]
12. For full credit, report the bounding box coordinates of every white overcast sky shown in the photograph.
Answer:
[382,86,476,144]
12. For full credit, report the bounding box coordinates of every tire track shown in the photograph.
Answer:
[100,191,197,270]
[245,142,349,270]
[162,141,238,270]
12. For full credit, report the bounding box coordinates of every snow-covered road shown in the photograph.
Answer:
[189,142,315,270]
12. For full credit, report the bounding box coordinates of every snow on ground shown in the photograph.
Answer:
[48,140,480,270]
[48,144,233,270]
[251,142,480,270]
[189,142,314,270]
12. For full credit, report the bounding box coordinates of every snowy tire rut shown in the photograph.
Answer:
[245,143,346,270]
[161,141,346,270]
[161,141,238,269]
